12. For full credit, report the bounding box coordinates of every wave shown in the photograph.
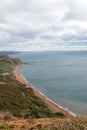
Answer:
[37,91,76,116]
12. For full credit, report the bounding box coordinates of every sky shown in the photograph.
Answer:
[0,0,87,51]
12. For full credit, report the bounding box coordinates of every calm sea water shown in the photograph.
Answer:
[12,51,87,115]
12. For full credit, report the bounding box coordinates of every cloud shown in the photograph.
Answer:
[0,0,87,51]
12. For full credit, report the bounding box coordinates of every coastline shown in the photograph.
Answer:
[14,65,72,117]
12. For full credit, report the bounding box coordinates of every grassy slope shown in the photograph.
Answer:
[0,116,87,130]
[0,55,64,118]
[0,74,63,118]
[0,55,22,73]
[0,62,12,73]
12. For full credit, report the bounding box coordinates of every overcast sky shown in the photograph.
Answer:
[0,0,87,51]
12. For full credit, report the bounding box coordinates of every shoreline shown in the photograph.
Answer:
[14,65,72,117]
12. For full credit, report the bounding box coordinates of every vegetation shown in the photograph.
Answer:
[0,55,87,129]
[0,124,10,130]
[0,55,23,73]
[0,82,6,85]
[30,116,87,130]
[0,55,64,118]
[0,74,64,118]
[0,116,87,130]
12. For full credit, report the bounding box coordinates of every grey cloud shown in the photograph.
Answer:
[63,0,87,21]
[0,0,87,51]
[61,34,87,41]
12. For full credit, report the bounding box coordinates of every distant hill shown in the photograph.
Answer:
[0,51,21,55]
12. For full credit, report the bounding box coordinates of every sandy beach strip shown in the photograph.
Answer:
[14,65,71,117]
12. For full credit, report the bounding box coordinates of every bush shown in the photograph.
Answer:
[54,112,64,117]
[0,124,10,129]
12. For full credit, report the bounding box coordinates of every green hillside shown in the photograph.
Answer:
[0,55,64,118]
[0,55,23,73]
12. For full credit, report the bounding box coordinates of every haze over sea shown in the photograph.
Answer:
[12,51,87,115]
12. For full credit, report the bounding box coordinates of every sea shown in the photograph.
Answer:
[11,50,87,115]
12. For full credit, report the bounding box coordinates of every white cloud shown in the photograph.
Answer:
[0,0,87,51]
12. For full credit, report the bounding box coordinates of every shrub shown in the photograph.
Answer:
[3,114,12,120]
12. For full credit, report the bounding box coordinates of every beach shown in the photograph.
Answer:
[14,65,71,117]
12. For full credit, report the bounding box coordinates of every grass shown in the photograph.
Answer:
[0,124,15,130]
[0,124,10,130]
[0,62,12,73]
[0,55,87,130]
[30,116,87,130]
[0,116,87,130]
[0,82,6,85]
[0,55,23,74]
[0,55,64,119]
[0,74,64,118]
[44,117,87,130]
